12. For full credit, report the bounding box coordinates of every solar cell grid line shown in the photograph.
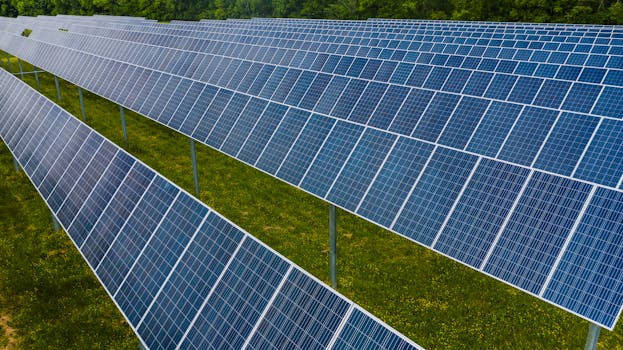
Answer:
[0,68,423,350]
[6,26,623,328]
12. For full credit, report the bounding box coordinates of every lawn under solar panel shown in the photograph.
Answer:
[0,67,422,350]
[1,18,623,334]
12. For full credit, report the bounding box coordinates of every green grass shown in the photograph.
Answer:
[1,53,623,349]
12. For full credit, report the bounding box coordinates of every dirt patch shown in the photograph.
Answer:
[0,314,17,350]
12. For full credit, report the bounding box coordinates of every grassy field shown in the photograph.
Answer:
[1,52,623,349]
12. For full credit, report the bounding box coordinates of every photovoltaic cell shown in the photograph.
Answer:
[276,114,336,186]
[96,176,178,294]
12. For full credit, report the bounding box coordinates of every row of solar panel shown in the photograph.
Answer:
[64,17,623,47]
[66,15,623,37]
[215,18,623,35]
[14,16,623,67]
[4,31,623,329]
[0,68,421,350]
[14,29,623,190]
[44,18,623,67]
[29,20,623,89]
[168,19,623,42]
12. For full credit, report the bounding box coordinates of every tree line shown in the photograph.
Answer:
[1,0,622,24]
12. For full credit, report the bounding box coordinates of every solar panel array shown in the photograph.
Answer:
[1,16,623,331]
[0,67,421,350]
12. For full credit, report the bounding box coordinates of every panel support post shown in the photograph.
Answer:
[78,87,86,121]
[190,138,200,196]
[584,323,601,350]
[51,212,60,232]
[329,204,337,289]
[33,67,40,89]
[6,52,11,71]
[120,106,128,148]
[12,156,20,172]
[54,75,61,102]
[17,58,24,80]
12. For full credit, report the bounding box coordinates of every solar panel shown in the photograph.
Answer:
[0,68,421,349]
[2,17,623,331]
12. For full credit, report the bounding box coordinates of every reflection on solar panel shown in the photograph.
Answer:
[1,15,623,332]
[0,68,422,349]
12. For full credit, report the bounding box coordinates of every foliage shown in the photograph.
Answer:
[0,0,622,23]
[3,53,623,349]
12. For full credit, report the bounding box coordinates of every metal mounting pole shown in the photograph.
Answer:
[54,75,61,102]
[78,87,86,121]
[33,68,40,89]
[329,204,337,289]
[584,323,601,350]
[190,138,200,196]
[16,58,24,80]
[51,212,60,232]
[120,106,128,148]
[12,157,20,172]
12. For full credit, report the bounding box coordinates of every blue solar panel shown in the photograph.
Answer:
[543,188,623,327]
[276,114,336,186]
[562,83,602,113]
[96,176,179,294]
[245,269,350,350]
[534,113,599,176]
[388,89,433,136]
[357,138,434,228]
[483,172,592,294]
[497,106,558,166]
[300,121,364,197]
[82,164,155,267]
[179,238,289,349]
[115,192,208,325]
[411,92,460,142]
[326,128,396,211]
[437,96,490,149]
[593,87,623,118]
[393,148,478,246]
[255,108,310,174]
[434,160,530,268]
[333,308,418,350]
[139,213,244,349]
